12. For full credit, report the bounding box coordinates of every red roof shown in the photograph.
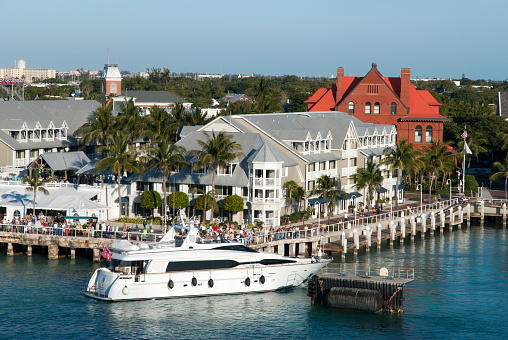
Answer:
[307,71,446,121]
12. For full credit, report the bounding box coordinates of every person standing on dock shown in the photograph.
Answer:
[318,248,322,262]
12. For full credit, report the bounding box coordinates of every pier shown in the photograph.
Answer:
[1,198,507,262]
[308,266,415,312]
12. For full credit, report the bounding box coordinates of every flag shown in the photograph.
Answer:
[461,130,468,139]
[464,141,472,155]
[102,246,112,261]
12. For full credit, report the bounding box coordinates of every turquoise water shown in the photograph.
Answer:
[1,222,507,339]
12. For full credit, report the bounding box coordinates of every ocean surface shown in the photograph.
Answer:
[1,221,507,340]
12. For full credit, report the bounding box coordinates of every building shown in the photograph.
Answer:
[0,100,100,172]
[0,59,56,83]
[126,112,401,227]
[220,93,251,104]
[305,63,448,146]
[100,64,192,115]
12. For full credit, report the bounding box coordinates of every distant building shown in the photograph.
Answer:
[196,74,224,81]
[305,63,449,146]
[100,64,192,115]
[0,59,56,83]
[220,93,251,104]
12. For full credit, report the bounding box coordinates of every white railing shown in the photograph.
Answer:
[307,169,338,181]
[252,178,280,187]
[341,166,357,177]
[252,197,280,203]
[342,149,358,158]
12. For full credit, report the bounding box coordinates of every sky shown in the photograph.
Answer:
[1,0,506,80]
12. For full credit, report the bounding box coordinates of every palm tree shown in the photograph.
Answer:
[145,105,172,142]
[294,185,306,212]
[94,131,140,218]
[382,140,419,207]
[457,132,487,168]
[190,107,211,126]
[421,140,454,203]
[283,180,299,214]
[117,98,147,140]
[194,189,218,222]
[353,160,383,208]
[490,155,508,200]
[22,170,51,217]
[192,131,244,192]
[77,102,116,150]
[309,175,347,223]
[143,139,188,223]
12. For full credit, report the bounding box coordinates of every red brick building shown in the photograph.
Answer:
[305,63,448,145]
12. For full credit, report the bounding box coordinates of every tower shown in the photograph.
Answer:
[100,64,122,98]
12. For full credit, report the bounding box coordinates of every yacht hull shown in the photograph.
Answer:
[85,261,327,301]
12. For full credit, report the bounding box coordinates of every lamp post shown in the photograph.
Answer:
[351,194,357,228]
[446,179,452,206]
[416,183,422,214]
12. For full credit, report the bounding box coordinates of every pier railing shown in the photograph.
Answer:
[322,262,415,280]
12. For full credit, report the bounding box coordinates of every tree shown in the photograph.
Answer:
[283,180,299,214]
[77,102,116,149]
[194,189,218,222]
[382,140,419,207]
[140,190,162,217]
[421,140,454,202]
[223,195,244,221]
[167,192,189,211]
[490,155,508,200]
[309,175,347,223]
[192,131,244,192]
[117,98,147,140]
[353,160,383,208]
[145,105,172,142]
[143,139,188,224]
[94,131,140,218]
[22,170,51,216]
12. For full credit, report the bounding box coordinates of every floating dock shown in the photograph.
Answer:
[308,269,414,313]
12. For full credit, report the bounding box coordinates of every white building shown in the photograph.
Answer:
[0,59,56,83]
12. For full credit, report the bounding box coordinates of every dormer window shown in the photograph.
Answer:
[218,163,237,176]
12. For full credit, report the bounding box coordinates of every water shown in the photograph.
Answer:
[1,222,507,339]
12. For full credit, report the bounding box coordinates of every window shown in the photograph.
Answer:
[348,101,355,114]
[390,102,397,115]
[367,85,379,94]
[415,126,422,143]
[425,126,433,143]
[365,102,371,114]
[110,83,117,93]
[329,160,336,169]
[373,102,380,114]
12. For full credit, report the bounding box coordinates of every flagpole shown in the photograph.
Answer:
[462,126,466,197]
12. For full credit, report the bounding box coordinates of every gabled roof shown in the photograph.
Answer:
[121,90,187,104]
[34,151,90,171]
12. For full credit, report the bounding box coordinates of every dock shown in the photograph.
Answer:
[308,268,414,312]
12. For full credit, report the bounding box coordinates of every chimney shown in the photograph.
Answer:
[335,67,344,105]
[400,68,410,106]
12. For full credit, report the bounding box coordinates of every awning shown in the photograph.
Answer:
[392,184,405,191]
[376,187,388,193]
[64,216,97,220]
[347,192,363,199]
[114,197,129,203]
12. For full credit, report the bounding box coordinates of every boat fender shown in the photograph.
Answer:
[260,275,265,284]
[192,277,197,286]
[208,279,214,288]
[168,280,174,289]
[122,286,130,295]
[245,277,251,286]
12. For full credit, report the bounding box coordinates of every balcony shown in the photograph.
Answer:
[342,149,358,158]
[252,197,280,203]
[307,169,338,180]
[251,178,280,187]
[341,166,357,177]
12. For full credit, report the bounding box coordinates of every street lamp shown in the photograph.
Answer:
[351,194,357,228]
[416,183,422,214]
[446,179,452,206]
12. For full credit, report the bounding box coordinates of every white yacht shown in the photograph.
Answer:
[84,227,329,301]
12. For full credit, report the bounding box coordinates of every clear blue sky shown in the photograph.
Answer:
[1,0,506,80]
